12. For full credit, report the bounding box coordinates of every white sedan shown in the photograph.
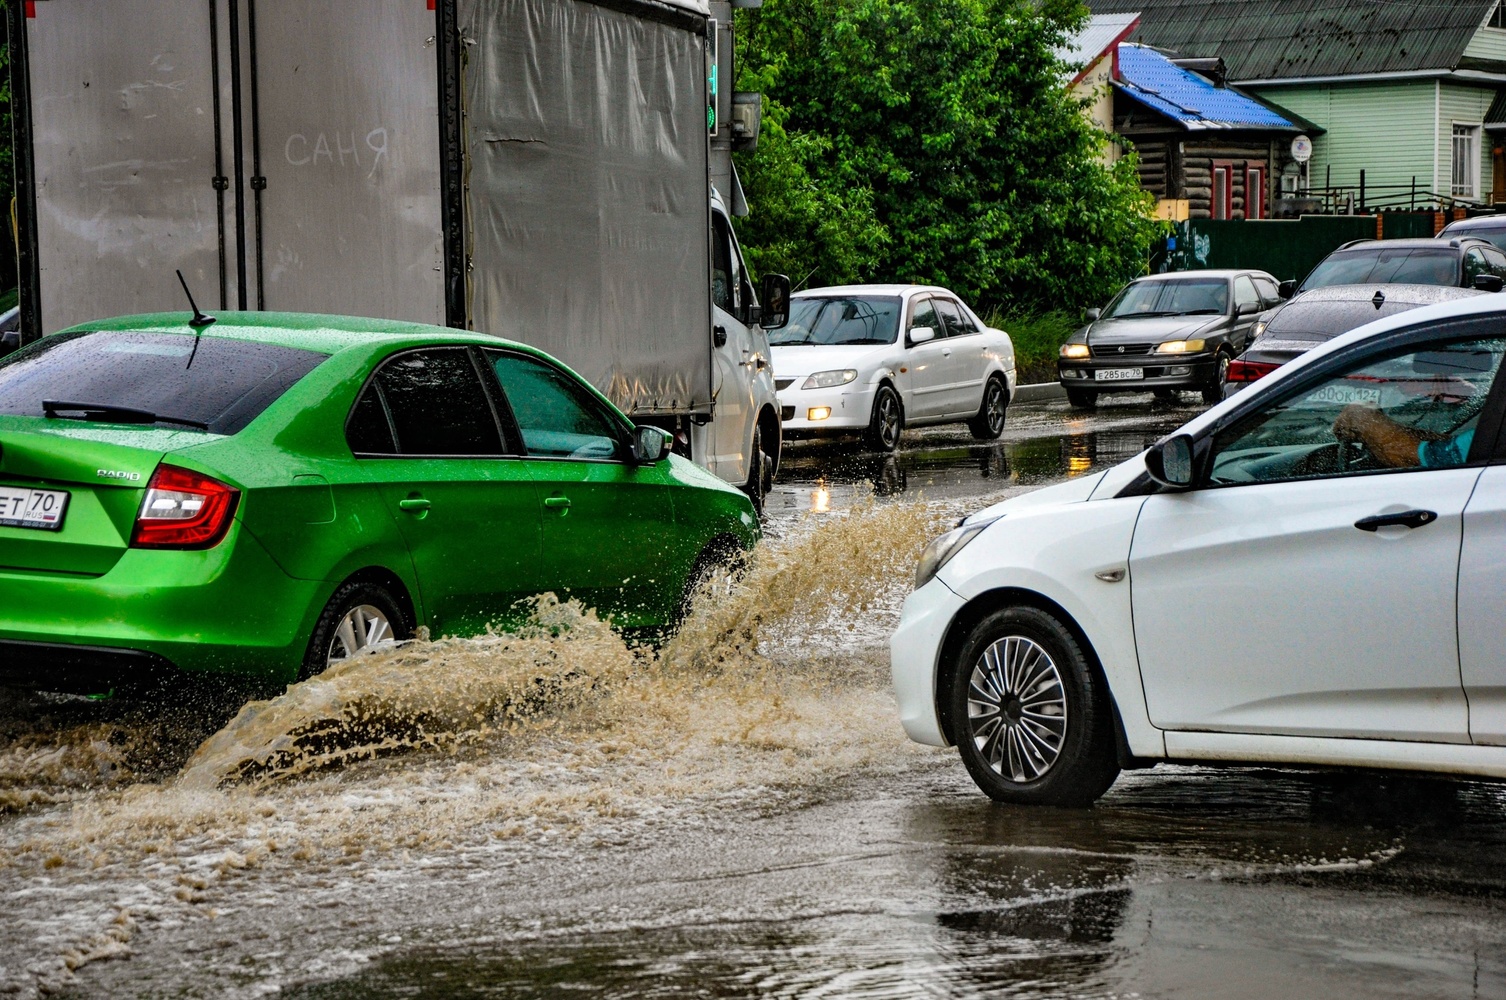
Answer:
[892,293,1506,805]
[770,285,1016,452]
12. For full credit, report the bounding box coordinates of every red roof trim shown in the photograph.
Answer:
[1069,15,1141,88]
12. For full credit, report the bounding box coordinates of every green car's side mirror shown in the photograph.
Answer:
[631,425,673,464]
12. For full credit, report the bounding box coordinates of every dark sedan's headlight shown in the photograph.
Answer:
[915,517,998,589]
[1154,338,1207,354]
[1059,343,1090,359]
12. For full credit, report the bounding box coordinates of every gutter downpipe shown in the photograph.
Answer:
[1434,80,1441,201]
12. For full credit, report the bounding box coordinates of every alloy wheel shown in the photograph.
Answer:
[876,392,901,449]
[966,635,1068,782]
[984,382,1006,434]
[326,604,396,665]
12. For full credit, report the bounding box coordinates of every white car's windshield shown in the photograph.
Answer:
[772,296,902,346]
[1102,279,1228,319]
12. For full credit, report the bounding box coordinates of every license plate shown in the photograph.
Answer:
[1308,384,1382,406]
[0,487,70,531]
[1096,367,1144,381]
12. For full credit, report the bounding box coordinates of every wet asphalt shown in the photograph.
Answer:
[22,390,1506,998]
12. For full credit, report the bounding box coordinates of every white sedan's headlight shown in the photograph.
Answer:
[915,517,998,589]
[802,369,859,390]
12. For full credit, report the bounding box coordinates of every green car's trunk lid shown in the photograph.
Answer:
[0,422,205,575]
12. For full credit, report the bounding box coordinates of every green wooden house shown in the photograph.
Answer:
[1089,0,1506,209]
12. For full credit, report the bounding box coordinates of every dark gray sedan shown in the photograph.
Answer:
[1225,283,1484,395]
[1057,269,1279,408]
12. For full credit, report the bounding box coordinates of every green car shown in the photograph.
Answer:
[0,312,758,692]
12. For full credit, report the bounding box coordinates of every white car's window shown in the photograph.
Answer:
[1207,337,1506,486]
[908,297,940,341]
[935,298,977,337]
[772,296,902,346]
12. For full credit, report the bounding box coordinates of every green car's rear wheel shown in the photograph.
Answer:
[302,581,409,679]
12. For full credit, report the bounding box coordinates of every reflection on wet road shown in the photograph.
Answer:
[6,393,1506,999]
[768,393,1203,515]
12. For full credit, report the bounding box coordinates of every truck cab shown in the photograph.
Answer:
[703,187,782,509]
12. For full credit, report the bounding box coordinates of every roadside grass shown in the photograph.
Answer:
[984,310,1081,386]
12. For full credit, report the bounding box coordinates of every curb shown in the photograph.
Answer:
[1013,381,1065,404]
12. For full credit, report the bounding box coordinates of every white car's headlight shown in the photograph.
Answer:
[802,369,859,390]
[914,517,998,590]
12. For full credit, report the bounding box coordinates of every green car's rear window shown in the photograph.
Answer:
[0,330,327,434]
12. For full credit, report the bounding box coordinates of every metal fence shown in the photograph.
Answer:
[1153,213,1442,283]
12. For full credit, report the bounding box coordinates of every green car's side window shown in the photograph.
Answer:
[487,351,622,461]
[348,348,506,457]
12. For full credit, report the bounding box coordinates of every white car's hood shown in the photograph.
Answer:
[964,471,1108,524]
[770,343,894,379]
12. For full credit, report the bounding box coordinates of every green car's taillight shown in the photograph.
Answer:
[130,464,240,550]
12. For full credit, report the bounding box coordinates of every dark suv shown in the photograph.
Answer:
[1438,215,1506,252]
[1280,237,1506,298]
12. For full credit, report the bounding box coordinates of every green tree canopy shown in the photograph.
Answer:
[734,0,1159,314]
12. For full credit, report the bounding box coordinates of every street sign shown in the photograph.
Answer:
[1290,135,1312,163]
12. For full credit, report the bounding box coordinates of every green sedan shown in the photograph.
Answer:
[0,312,758,692]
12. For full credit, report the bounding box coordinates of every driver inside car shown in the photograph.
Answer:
[1332,404,1477,469]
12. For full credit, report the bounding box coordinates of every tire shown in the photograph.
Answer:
[864,384,904,452]
[1202,351,1231,405]
[301,581,409,680]
[1064,387,1098,410]
[742,426,769,516]
[947,605,1120,807]
[967,376,1009,440]
[674,538,743,631]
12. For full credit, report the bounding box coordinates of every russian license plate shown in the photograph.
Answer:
[0,487,70,531]
[1096,367,1144,381]
[1308,383,1382,406]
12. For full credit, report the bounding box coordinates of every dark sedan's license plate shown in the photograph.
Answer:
[0,487,69,530]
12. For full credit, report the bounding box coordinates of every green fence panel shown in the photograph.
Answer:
[1167,217,1374,283]
[1378,213,1437,240]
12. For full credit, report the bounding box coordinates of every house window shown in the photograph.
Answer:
[1211,163,1233,219]
[1491,1,1506,29]
[1454,125,1481,199]
[1246,166,1266,220]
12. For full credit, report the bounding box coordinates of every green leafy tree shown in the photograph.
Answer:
[734,0,1159,313]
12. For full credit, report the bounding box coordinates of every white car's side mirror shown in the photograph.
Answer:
[909,326,936,345]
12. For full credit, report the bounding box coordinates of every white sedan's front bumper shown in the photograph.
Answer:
[777,382,877,434]
[890,577,968,747]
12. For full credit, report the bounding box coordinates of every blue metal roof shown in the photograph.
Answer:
[1115,43,1298,131]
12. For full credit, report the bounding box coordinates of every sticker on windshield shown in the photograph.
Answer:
[1307,383,1382,406]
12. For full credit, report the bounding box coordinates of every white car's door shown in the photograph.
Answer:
[932,297,988,415]
[1130,332,1506,744]
[903,296,952,420]
[1460,464,1506,745]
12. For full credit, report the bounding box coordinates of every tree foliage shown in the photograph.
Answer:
[733,0,1160,313]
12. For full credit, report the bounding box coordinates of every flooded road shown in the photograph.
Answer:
[4,393,1505,999]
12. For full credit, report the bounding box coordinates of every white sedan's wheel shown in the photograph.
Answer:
[967,636,1067,781]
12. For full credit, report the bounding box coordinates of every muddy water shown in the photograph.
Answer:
[5,398,1506,999]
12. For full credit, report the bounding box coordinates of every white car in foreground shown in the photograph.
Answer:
[892,294,1506,805]
[771,285,1016,452]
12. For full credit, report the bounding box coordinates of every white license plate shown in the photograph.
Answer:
[1096,367,1144,381]
[0,487,70,531]
[1308,384,1383,406]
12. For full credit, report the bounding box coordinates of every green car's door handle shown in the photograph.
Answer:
[398,498,432,513]
[543,496,572,510]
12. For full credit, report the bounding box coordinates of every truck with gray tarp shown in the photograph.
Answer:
[6,0,785,505]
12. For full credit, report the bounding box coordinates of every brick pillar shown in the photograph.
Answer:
[1435,211,1447,235]
[1375,214,1384,240]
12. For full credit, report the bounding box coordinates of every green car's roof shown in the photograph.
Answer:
[58,311,522,356]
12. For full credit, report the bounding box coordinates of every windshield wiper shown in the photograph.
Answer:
[42,400,210,430]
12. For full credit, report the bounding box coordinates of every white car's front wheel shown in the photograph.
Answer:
[948,606,1120,806]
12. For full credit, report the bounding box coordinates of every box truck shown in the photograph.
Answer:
[7,0,786,506]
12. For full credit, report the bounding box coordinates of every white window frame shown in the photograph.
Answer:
[1453,123,1482,200]
[1489,0,1506,30]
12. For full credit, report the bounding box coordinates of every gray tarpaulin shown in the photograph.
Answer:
[460,0,712,414]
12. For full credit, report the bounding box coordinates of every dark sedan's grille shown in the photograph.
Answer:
[775,378,797,391]
[1091,343,1154,358]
